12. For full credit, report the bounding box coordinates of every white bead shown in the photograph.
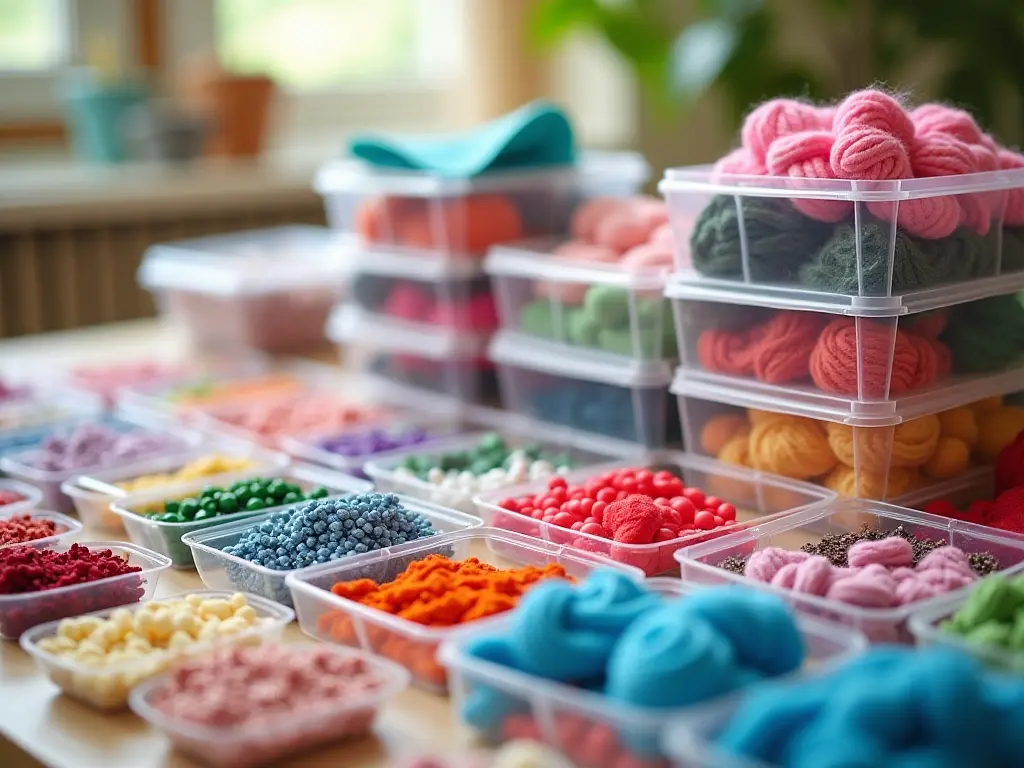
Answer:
[458,470,476,485]
[426,467,445,484]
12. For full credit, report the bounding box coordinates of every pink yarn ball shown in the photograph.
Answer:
[826,571,899,608]
[998,149,1024,226]
[790,556,833,596]
[831,126,913,181]
[571,198,627,241]
[713,147,766,177]
[744,547,807,582]
[833,90,916,150]
[812,105,837,130]
[890,566,918,583]
[898,196,962,239]
[847,537,914,568]
[911,134,977,177]
[649,222,675,246]
[916,568,975,593]
[910,104,984,145]
[895,576,943,605]
[916,546,974,577]
[620,242,674,271]
[742,99,820,165]
[765,130,851,222]
[771,562,802,590]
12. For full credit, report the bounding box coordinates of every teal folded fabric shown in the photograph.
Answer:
[348,100,576,177]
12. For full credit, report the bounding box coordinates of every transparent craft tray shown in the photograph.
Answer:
[0,509,82,552]
[0,478,45,516]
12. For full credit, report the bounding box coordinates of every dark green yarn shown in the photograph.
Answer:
[1001,228,1024,272]
[798,220,989,295]
[689,194,833,281]
[351,273,394,311]
[942,294,1024,373]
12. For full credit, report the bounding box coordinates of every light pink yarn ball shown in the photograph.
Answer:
[744,547,807,582]
[790,555,834,596]
[910,104,984,146]
[847,536,914,568]
[831,126,912,181]
[834,90,916,150]
[742,99,821,166]
[765,130,851,222]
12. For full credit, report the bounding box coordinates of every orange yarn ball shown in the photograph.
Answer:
[700,414,751,455]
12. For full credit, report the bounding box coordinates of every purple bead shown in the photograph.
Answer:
[28,422,184,472]
[317,424,440,458]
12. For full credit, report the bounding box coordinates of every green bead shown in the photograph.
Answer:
[178,499,199,519]
[264,496,277,507]
[218,493,238,513]
[1009,612,1024,650]
[201,499,218,513]
[164,500,180,516]
[235,487,252,503]
[478,433,504,453]
[246,497,265,511]
[193,508,215,522]
[283,492,300,504]
[248,483,264,498]
[200,486,219,499]
[309,486,330,499]
[157,512,182,523]
[267,479,285,496]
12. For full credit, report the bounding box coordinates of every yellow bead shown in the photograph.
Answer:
[229,593,248,610]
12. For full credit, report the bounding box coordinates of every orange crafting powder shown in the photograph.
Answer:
[329,555,571,627]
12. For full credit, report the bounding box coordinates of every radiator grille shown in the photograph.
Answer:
[0,203,325,339]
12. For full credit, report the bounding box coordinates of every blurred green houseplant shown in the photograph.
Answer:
[531,0,1024,141]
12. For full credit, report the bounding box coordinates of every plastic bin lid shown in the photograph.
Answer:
[486,239,669,289]
[671,366,1024,427]
[137,226,346,296]
[341,240,484,282]
[489,330,674,388]
[665,271,1024,317]
[326,304,490,359]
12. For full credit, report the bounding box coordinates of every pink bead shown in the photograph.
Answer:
[847,537,914,568]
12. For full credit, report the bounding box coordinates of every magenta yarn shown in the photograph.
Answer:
[765,131,850,222]
[742,99,820,166]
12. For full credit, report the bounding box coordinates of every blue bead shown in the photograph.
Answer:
[328,521,341,533]
[342,519,354,529]
[277,556,290,567]
[354,543,368,553]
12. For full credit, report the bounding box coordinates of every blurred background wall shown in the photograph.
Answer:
[1,0,1022,338]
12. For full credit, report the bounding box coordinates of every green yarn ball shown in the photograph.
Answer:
[584,285,631,329]
[689,194,833,281]
[519,300,558,339]
[943,294,1024,373]
[566,307,601,347]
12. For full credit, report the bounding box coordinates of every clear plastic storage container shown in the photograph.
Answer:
[908,590,1024,672]
[659,166,1024,306]
[675,377,1024,500]
[364,429,631,515]
[0,540,171,639]
[128,645,409,768]
[0,478,44,516]
[491,331,677,447]
[675,499,1024,643]
[0,385,103,436]
[669,279,1024,414]
[327,303,498,408]
[473,454,834,577]
[62,446,291,532]
[316,152,648,260]
[110,463,370,568]
[0,418,203,514]
[20,590,293,709]
[438,579,866,768]
[182,496,482,606]
[286,527,644,692]
[345,245,499,333]
[138,225,346,353]
[0,509,82,552]
[487,240,675,361]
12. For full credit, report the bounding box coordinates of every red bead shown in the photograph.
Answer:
[543,507,561,519]
[530,509,545,519]
[552,512,576,528]
[498,498,519,511]
[548,476,567,490]
[717,503,736,521]
[670,497,696,524]
[615,490,629,501]
[683,488,706,507]
[713,515,725,527]
[653,527,678,542]
[653,497,671,507]
[562,499,582,517]
[580,522,611,538]
[596,488,618,504]
[635,469,653,483]
[705,496,723,510]
[591,500,608,523]
[570,521,584,531]
[694,510,717,530]
[579,498,594,516]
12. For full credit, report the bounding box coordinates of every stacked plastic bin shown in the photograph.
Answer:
[316,152,651,414]
[138,225,346,354]
[660,165,1024,501]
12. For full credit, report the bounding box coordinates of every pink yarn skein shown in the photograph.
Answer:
[744,547,807,582]
[713,147,766,177]
[830,91,914,181]
[847,537,914,568]
[765,131,851,222]
[742,99,821,166]
[998,149,1024,226]
[911,104,984,145]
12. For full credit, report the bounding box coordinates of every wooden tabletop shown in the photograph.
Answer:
[0,320,481,768]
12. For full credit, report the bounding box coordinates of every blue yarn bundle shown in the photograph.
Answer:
[459,570,806,753]
[712,647,1024,767]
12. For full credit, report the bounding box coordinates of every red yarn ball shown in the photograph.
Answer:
[994,428,1024,495]
[987,486,1024,535]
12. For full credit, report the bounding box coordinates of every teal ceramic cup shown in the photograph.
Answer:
[61,74,148,164]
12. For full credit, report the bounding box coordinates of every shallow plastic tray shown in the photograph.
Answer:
[0,509,82,552]
[0,385,104,435]
[0,418,203,514]
[659,165,1024,307]
[473,453,834,577]
[438,579,866,768]
[0,478,44,516]
[327,303,498,407]
[490,330,677,447]
[182,495,483,607]
[486,239,675,362]
[110,463,370,569]
[675,499,1024,643]
[316,152,648,259]
[19,590,293,710]
[62,446,291,532]
[138,225,345,353]
[286,527,644,692]
[364,429,631,515]
[669,280,1024,416]
[128,644,409,768]
[674,383,1022,501]
[0,540,171,639]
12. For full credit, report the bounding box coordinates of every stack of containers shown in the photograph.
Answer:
[660,163,1024,501]
[316,153,650,415]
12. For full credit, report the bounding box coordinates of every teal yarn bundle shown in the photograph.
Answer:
[942,294,1024,373]
[689,195,834,281]
[713,647,1024,768]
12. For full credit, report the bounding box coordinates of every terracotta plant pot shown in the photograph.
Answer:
[181,66,276,158]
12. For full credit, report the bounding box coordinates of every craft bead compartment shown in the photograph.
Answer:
[62,446,291,532]
[0,541,172,640]
[110,463,371,569]
[487,240,676,362]
[670,281,1024,415]
[489,331,677,448]
[660,166,1024,307]
[315,152,648,260]
[285,527,643,693]
[0,478,45,517]
[0,509,83,553]
[674,500,1024,644]
[438,578,864,768]
[182,496,482,608]
[137,225,345,354]
[472,454,834,577]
